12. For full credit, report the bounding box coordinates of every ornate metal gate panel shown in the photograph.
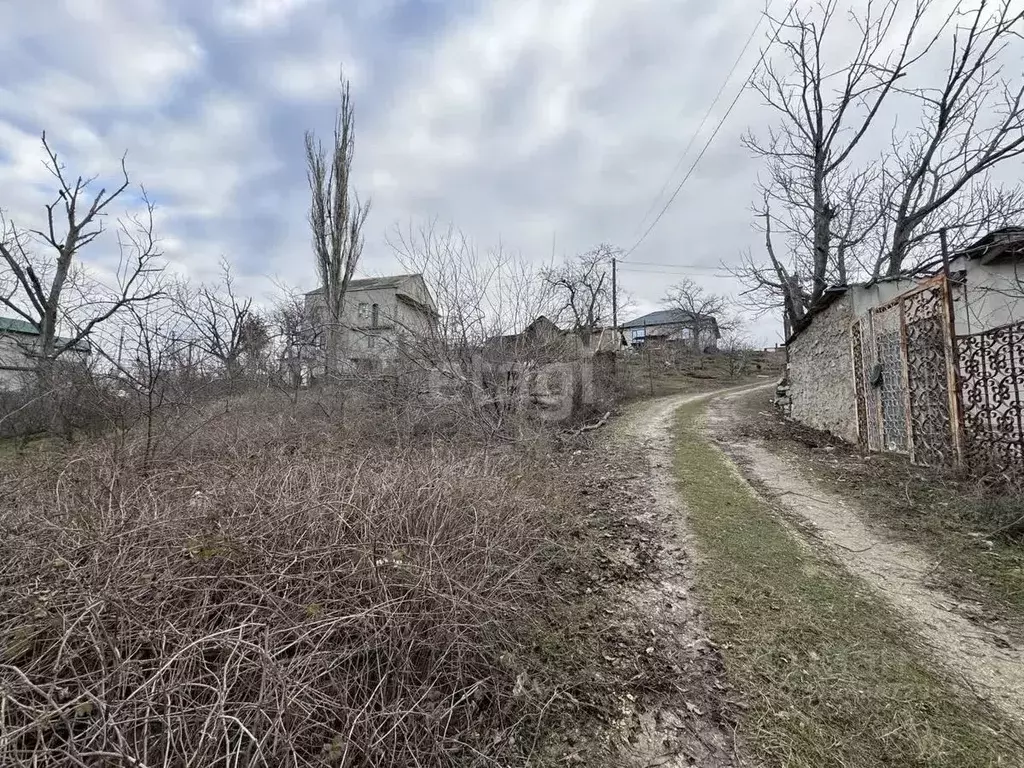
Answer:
[872,302,910,453]
[850,274,1024,471]
[958,320,1024,469]
[903,284,955,466]
[857,313,883,451]
[851,276,960,465]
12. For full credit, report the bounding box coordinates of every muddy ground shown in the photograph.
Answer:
[558,380,1024,766]
[551,387,763,766]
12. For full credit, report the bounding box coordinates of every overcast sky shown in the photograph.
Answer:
[1,0,1020,348]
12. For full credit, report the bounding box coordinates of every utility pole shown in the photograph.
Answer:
[611,256,618,336]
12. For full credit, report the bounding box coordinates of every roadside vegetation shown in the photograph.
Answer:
[729,392,1024,632]
[1,395,548,765]
[0,373,736,766]
[618,346,784,399]
[0,389,606,766]
[672,399,1024,768]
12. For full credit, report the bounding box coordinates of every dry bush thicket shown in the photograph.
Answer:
[0,394,572,767]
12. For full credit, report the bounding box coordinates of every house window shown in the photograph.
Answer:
[631,328,646,343]
[367,335,376,349]
[358,303,370,319]
[371,303,379,328]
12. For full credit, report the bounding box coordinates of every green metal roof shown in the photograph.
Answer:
[0,316,38,335]
[0,316,91,352]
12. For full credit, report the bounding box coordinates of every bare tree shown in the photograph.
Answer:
[174,260,258,379]
[874,1,1024,277]
[542,244,618,342]
[741,1,1024,329]
[83,297,199,465]
[0,133,163,369]
[741,0,942,328]
[719,327,754,378]
[662,279,731,352]
[305,73,370,377]
[270,287,322,393]
[388,221,564,438]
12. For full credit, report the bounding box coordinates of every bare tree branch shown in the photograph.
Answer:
[0,134,164,372]
[541,244,618,339]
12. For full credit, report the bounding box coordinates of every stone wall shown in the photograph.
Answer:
[787,294,858,443]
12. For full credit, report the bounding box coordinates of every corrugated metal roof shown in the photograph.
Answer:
[0,316,91,352]
[620,309,710,329]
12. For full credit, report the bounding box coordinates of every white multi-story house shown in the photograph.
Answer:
[303,273,437,374]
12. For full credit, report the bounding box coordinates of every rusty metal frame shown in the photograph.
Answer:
[898,298,916,462]
[850,318,868,445]
[940,275,965,467]
[854,274,963,465]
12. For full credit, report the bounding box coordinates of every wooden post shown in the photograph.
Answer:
[898,299,915,461]
[940,228,966,468]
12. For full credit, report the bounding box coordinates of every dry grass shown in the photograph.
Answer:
[672,400,1024,768]
[0,397,573,767]
[616,350,783,400]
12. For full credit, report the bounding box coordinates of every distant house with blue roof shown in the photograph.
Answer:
[619,309,721,352]
[0,317,91,390]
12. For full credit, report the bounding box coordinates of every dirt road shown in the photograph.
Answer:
[611,382,773,768]
[698,389,1024,725]
[607,381,1024,764]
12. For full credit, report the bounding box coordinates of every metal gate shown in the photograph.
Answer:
[852,276,959,465]
[958,320,1024,468]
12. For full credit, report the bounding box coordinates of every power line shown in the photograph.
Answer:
[621,0,798,262]
[634,7,768,235]
[618,268,733,279]
[616,262,733,275]
[622,260,722,269]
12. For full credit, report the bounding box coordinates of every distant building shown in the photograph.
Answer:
[620,309,721,352]
[303,274,437,374]
[485,316,625,360]
[0,317,91,390]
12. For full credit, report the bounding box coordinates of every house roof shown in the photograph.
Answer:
[954,226,1024,264]
[0,317,37,335]
[620,309,718,330]
[304,274,420,296]
[0,316,91,352]
[486,315,564,346]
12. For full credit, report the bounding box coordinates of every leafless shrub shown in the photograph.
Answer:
[0,404,564,767]
[387,221,575,441]
[173,260,269,381]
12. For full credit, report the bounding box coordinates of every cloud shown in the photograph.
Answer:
[0,1,202,114]
[8,0,1009,348]
[218,0,324,32]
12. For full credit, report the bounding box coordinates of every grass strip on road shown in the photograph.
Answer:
[673,400,1024,768]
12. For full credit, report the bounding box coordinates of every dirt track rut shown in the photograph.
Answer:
[615,383,772,768]
[704,389,1024,725]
